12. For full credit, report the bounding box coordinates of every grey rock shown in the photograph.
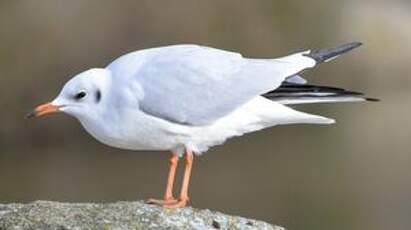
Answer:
[0,201,285,230]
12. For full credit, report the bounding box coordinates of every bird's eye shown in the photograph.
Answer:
[74,91,87,100]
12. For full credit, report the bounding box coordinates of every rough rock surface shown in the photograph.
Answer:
[0,201,284,230]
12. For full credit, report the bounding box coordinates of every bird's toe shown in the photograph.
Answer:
[146,197,178,205]
[163,197,189,208]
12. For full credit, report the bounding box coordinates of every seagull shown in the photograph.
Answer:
[27,42,376,208]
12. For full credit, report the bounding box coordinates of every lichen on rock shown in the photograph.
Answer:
[0,201,284,230]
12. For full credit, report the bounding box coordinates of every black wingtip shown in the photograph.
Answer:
[365,97,380,102]
[304,42,363,64]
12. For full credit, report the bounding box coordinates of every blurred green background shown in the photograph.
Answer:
[1,0,410,229]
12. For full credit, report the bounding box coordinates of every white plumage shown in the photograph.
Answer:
[46,44,341,156]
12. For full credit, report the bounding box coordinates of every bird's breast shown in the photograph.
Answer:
[77,109,183,151]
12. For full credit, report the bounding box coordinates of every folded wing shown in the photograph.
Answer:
[108,45,315,125]
[107,43,361,126]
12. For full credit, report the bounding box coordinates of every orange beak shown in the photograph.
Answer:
[26,102,62,119]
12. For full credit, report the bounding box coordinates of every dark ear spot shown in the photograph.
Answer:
[95,90,101,103]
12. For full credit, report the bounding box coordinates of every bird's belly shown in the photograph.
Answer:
[91,130,173,151]
[77,97,292,155]
[79,111,184,152]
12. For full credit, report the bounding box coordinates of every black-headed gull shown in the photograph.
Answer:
[28,43,376,208]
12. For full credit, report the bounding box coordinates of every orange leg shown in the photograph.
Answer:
[165,149,194,208]
[146,153,179,205]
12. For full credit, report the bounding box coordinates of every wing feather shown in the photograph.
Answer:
[107,45,316,125]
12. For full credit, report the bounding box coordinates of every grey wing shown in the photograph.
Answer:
[130,45,316,125]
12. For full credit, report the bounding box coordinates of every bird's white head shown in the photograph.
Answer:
[27,68,111,121]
